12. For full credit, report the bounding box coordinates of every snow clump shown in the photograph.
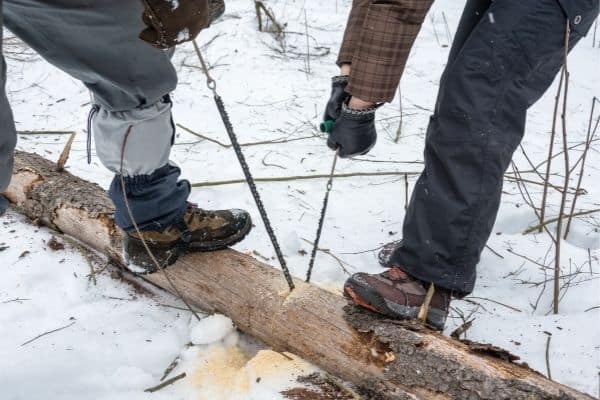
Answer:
[190,314,235,345]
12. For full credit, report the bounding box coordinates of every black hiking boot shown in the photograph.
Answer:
[209,0,226,23]
[125,204,252,272]
[344,266,451,330]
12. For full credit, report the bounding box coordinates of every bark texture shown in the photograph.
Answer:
[4,151,593,400]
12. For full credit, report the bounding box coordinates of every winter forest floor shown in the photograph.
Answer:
[1,0,599,399]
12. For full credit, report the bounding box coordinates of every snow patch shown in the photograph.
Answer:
[176,28,190,43]
[190,314,235,345]
[283,230,302,255]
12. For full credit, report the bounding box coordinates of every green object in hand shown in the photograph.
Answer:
[320,120,335,133]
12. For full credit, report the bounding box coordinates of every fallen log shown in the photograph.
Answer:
[4,150,593,400]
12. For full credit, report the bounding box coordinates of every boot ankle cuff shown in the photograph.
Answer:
[332,75,349,85]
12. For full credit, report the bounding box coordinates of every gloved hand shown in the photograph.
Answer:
[140,0,213,48]
[321,76,350,132]
[327,103,377,158]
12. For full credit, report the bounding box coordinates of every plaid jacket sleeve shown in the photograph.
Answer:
[338,0,434,103]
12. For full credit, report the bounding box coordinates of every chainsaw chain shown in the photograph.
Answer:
[212,94,295,290]
[306,151,338,282]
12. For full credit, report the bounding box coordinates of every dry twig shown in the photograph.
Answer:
[539,61,565,233]
[301,238,352,275]
[553,22,572,314]
[404,173,409,210]
[523,208,600,235]
[191,171,419,188]
[21,320,76,346]
[417,284,436,321]
[18,130,76,136]
[564,97,599,238]
[394,88,403,143]
[1,297,30,304]
[254,1,285,39]
[544,331,553,380]
[177,123,314,148]
[464,296,522,313]
[56,132,77,172]
[160,355,181,381]
[144,372,187,393]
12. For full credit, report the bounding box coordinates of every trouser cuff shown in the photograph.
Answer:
[391,246,473,297]
[108,164,190,232]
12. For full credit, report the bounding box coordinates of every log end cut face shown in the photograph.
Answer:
[6,151,124,258]
[5,169,44,205]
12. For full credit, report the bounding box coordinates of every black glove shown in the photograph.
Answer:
[327,103,377,158]
[322,76,350,128]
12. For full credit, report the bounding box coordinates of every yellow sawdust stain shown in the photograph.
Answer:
[245,350,313,380]
[280,284,311,305]
[313,281,344,296]
[190,345,251,398]
[189,346,315,400]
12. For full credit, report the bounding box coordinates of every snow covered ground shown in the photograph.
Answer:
[1,0,599,398]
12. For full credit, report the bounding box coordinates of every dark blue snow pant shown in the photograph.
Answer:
[0,0,189,230]
[392,0,598,295]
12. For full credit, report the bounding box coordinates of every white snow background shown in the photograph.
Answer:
[1,0,598,398]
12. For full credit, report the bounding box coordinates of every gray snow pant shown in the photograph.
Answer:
[0,0,190,230]
[392,0,598,295]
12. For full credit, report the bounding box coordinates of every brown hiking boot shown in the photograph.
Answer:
[125,204,252,272]
[344,267,451,330]
[209,0,225,23]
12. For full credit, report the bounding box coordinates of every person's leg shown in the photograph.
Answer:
[376,0,493,269]
[393,0,595,295]
[346,0,597,328]
[0,0,18,215]
[437,0,491,96]
[3,0,252,268]
[3,0,183,230]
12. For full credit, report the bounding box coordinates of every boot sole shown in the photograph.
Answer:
[344,276,446,330]
[125,216,253,272]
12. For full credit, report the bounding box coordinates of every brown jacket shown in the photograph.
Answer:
[338,0,434,103]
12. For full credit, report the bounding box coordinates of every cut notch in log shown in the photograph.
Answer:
[4,150,594,400]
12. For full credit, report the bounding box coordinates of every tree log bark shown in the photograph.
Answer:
[4,151,593,400]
